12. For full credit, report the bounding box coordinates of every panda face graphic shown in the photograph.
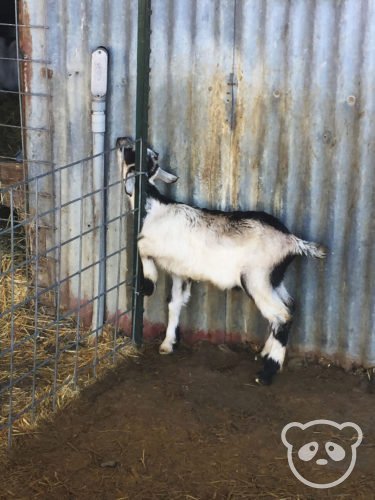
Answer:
[281,420,362,489]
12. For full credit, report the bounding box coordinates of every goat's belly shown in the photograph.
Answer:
[154,251,241,290]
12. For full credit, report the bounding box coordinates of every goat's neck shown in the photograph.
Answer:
[144,195,165,218]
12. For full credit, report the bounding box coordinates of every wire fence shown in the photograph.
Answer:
[0,145,142,448]
[0,0,152,448]
[0,0,47,163]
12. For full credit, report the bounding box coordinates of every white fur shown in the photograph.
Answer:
[160,275,191,354]
[261,331,275,358]
[276,283,293,307]
[267,337,286,367]
[138,199,295,291]
[137,197,296,374]
[142,256,158,284]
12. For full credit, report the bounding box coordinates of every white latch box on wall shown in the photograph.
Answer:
[91,47,108,99]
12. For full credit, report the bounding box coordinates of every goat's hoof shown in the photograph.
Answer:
[159,342,174,355]
[142,278,155,296]
[255,370,273,386]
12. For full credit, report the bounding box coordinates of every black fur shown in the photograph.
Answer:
[274,320,292,347]
[142,277,155,296]
[256,358,280,386]
[146,184,291,237]
[229,211,290,234]
[270,254,295,288]
[174,326,181,346]
[121,143,158,178]
[256,322,292,385]
[146,184,175,205]
[200,207,290,234]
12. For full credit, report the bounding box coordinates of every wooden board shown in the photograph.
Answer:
[0,161,24,186]
[0,162,26,213]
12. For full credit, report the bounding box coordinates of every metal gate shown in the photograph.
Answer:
[0,0,151,447]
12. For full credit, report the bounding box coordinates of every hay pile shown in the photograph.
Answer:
[0,228,137,450]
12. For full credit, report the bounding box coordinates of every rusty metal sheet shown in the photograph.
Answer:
[146,0,375,368]
[24,0,375,367]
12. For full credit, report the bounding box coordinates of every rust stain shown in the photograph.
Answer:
[105,311,164,339]
[18,1,33,96]
[190,72,229,207]
[105,311,244,346]
[105,312,132,334]
[232,80,266,208]
[178,324,243,347]
[59,281,94,328]
[77,305,373,372]
[40,67,53,80]
[104,313,366,371]
[230,80,244,208]
[0,162,24,185]
[66,297,93,329]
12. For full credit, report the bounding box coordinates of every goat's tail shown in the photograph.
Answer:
[292,237,327,259]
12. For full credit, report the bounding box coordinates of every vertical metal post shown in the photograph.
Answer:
[31,179,39,421]
[91,47,108,351]
[131,0,152,347]
[7,189,15,448]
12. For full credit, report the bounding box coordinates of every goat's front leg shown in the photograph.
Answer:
[141,256,158,296]
[160,275,191,354]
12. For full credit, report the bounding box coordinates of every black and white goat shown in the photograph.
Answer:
[117,137,326,385]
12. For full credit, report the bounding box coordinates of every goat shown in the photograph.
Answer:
[117,137,326,385]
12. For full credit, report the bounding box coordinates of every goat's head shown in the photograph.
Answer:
[116,137,178,196]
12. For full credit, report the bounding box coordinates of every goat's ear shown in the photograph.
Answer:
[151,167,178,184]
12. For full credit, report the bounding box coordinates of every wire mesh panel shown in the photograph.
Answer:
[0,0,151,449]
[0,148,140,448]
[0,0,22,163]
[0,0,153,444]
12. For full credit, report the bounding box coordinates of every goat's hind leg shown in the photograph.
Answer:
[259,282,294,361]
[259,283,294,381]
[258,283,294,382]
[256,319,292,385]
[160,275,191,354]
[242,273,292,385]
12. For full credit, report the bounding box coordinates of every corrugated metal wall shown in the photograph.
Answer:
[26,0,375,367]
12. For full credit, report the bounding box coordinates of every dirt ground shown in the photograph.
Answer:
[1,342,374,500]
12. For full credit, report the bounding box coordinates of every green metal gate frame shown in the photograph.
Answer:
[131,0,152,347]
